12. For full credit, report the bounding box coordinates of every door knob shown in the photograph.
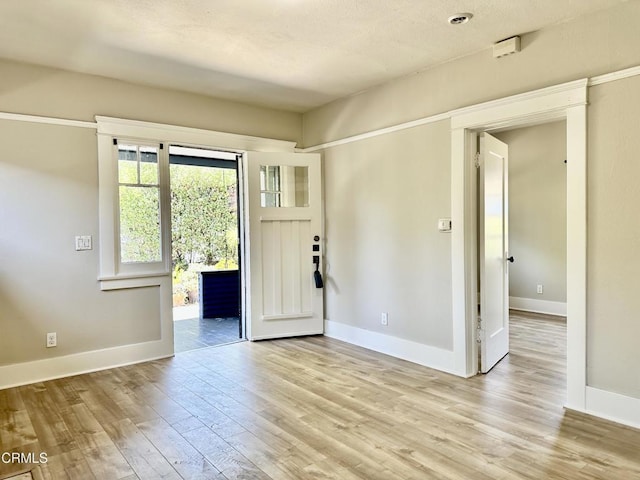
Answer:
[507,256,514,263]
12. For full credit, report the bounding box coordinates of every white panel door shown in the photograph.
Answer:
[244,152,323,340]
[479,132,510,373]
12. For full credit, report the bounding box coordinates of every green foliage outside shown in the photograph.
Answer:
[170,164,238,271]
[118,161,239,305]
[118,152,162,263]
[170,164,238,305]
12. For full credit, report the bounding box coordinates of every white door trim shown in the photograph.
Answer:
[450,79,588,411]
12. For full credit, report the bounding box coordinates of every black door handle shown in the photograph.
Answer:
[507,256,515,263]
[313,256,324,288]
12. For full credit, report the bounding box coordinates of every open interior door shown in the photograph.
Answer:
[479,132,510,373]
[244,151,323,340]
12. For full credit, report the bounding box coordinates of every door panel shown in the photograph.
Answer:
[245,152,323,340]
[480,132,510,373]
[261,219,312,318]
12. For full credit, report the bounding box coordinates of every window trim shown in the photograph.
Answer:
[96,116,296,290]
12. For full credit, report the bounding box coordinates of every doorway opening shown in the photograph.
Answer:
[169,145,244,353]
[477,122,568,398]
[450,79,587,410]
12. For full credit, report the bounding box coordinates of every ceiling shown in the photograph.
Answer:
[0,0,627,113]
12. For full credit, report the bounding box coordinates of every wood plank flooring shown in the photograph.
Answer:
[2,312,640,479]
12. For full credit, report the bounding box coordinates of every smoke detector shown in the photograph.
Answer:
[448,13,473,25]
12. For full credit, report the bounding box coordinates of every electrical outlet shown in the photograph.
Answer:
[46,332,57,348]
[537,284,543,294]
[381,312,388,326]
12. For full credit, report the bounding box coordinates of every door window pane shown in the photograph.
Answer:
[259,165,309,207]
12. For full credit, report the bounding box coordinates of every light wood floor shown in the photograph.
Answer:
[2,312,640,479]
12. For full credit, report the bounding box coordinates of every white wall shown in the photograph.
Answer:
[495,122,567,309]
[0,59,301,372]
[305,1,640,399]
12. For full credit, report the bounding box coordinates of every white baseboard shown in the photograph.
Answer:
[509,296,567,316]
[0,340,173,390]
[324,320,456,375]
[581,386,640,430]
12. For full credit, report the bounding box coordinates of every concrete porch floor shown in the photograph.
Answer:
[173,304,242,353]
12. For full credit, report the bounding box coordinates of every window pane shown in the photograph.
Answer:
[118,145,138,184]
[294,166,309,207]
[259,168,266,191]
[268,166,280,191]
[119,185,161,263]
[139,147,159,185]
[259,165,308,207]
[261,192,280,207]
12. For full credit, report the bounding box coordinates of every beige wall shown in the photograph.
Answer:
[0,60,301,368]
[587,76,640,397]
[495,122,567,303]
[306,1,640,399]
[323,121,452,348]
[0,58,301,142]
[0,121,162,365]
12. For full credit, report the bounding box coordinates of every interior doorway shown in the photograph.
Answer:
[450,79,587,410]
[169,145,243,353]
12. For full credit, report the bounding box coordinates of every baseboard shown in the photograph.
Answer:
[509,296,567,316]
[324,320,456,375]
[0,340,174,390]
[582,386,640,430]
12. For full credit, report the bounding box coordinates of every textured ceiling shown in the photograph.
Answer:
[0,0,628,112]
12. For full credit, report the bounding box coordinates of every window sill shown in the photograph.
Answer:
[99,272,171,291]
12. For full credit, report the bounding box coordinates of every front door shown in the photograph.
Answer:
[479,132,510,373]
[244,152,323,340]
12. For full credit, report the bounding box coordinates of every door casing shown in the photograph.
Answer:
[450,79,588,411]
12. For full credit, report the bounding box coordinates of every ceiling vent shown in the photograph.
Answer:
[493,36,521,58]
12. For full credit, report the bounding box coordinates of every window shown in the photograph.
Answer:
[117,144,162,263]
[96,131,170,286]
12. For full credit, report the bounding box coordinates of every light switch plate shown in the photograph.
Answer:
[75,235,92,251]
[438,218,452,232]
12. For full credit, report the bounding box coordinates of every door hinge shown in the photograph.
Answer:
[475,152,481,169]
[476,318,483,343]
